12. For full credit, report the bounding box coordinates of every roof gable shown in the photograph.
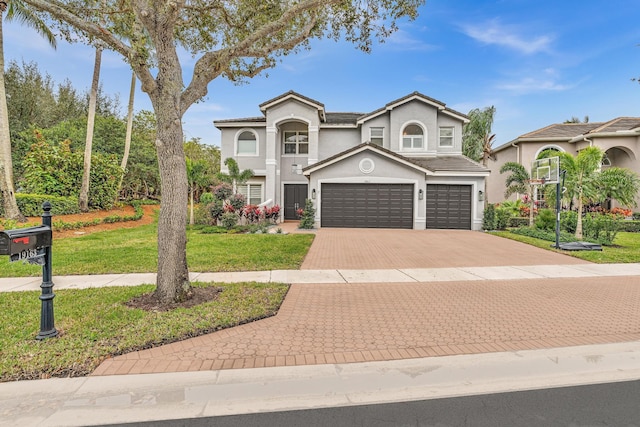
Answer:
[259,90,326,122]
[303,143,432,176]
[357,91,469,124]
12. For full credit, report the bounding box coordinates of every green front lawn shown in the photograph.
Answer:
[0,223,315,277]
[492,231,640,263]
[0,281,289,382]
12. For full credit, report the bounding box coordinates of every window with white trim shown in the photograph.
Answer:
[237,183,263,205]
[236,130,257,155]
[439,127,454,147]
[283,131,309,154]
[370,127,384,146]
[402,124,424,149]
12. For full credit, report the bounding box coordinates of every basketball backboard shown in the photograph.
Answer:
[531,156,560,184]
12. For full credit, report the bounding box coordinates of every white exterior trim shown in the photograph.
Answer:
[233,128,259,157]
[398,120,428,153]
[534,144,566,159]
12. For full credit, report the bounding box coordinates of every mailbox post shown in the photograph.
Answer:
[37,202,57,340]
[0,202,56,339]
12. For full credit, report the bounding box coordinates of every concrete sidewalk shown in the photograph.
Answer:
[3,262,640,292]
[2,342,640,426]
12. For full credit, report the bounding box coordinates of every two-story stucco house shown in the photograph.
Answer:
[487,117,640,206]
[214,91,489,230]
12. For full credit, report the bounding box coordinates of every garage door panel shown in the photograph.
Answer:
[426,184,471,230]
[321,183,413,229]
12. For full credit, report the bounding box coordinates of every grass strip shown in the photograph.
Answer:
[0,224,315,277]
[0,281,289,382]
[491,231,640,263]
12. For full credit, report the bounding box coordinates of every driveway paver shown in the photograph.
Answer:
[93,276,640,376]
[301,229,589,270]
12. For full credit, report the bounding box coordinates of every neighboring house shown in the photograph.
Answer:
[487,117,640,206]
[214,91,489,230]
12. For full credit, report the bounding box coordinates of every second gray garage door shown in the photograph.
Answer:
[321,183,413,229]
[426,184,472,229]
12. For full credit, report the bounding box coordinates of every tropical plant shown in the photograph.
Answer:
[186,157,213,225]
[0,0,56,221]
[463,106,496,166]
[596,167,640,209]
[217,158,254,194]
[499,161,536,226]
[539,146,604,239]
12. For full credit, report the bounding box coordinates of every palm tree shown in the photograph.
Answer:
[0,0,55,221]
[499,161,536,226]
[217,158,253,194]
[597,167,640,209]
[541,146,604,239]
[78,44,102,212]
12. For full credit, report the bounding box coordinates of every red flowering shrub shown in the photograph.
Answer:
[610,207,633,217]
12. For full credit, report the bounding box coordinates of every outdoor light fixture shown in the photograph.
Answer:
[291,164,298,174]
[418,189,424,200]
[478,190,484,201]
[312,189,316,199]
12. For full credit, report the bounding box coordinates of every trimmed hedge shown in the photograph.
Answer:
[507,217,530,228]
[618,220,640,233]
[0,193,80,217]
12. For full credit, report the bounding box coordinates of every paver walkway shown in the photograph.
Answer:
[301,229,589,269]
[93,275,640,376]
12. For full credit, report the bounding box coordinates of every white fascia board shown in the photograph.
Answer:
[303,145,432,176]
[569,130,640,142]
[431,171,490,177]
[215,122,266,128]
[441,109,470,123]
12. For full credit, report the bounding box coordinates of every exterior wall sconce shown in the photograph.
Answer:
[291,163,298,174]
[478,190,484,201]
[311,189,316,199]
[418,189,424,200]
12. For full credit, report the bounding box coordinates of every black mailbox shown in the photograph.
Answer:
[0,225,52,261]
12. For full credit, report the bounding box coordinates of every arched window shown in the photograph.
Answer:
[402,124,424,149]
[236,130,258,155]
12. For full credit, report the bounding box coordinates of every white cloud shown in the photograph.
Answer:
[460,19,553,55]
[384,29,438,52]
[495,71,574,94]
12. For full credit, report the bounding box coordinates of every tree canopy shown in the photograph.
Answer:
[21,0,427,303]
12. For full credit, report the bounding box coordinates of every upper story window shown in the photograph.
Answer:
[402,124,424,149]
[370,127,384,146]
[236,130,258,155]
[283,131,309,155]
[439,127,454,147]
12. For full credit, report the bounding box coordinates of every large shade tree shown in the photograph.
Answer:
[23,0,426,303]
[0,0,56,221]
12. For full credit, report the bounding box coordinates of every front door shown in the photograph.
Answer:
[284,184,308,220]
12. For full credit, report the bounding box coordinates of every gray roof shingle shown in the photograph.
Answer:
[406,156,489,173]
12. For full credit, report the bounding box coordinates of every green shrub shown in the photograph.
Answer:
[535,209,555,231]
[482,204,496,230]
[507,217,529,228]
[21,139,122,210]
[494,207,511,230]
[299,199,316,229]
[5,194,80,217]
[209,200,224,222]
[632,212,640,221]
[583,213,620,245]
[220,212,238,229]
[510,226,577,243]
[560,210,577,234]
[213,184,232,201]
[618,220,640,232]
[199,192,214,205]
[229,193,245,211]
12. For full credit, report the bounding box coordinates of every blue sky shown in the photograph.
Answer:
[4,0,640,149]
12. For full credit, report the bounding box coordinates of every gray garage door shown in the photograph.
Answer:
[426,184,472,230]
[321,183,413,229]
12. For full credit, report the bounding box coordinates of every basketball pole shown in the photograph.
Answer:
[555,170,567,249]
